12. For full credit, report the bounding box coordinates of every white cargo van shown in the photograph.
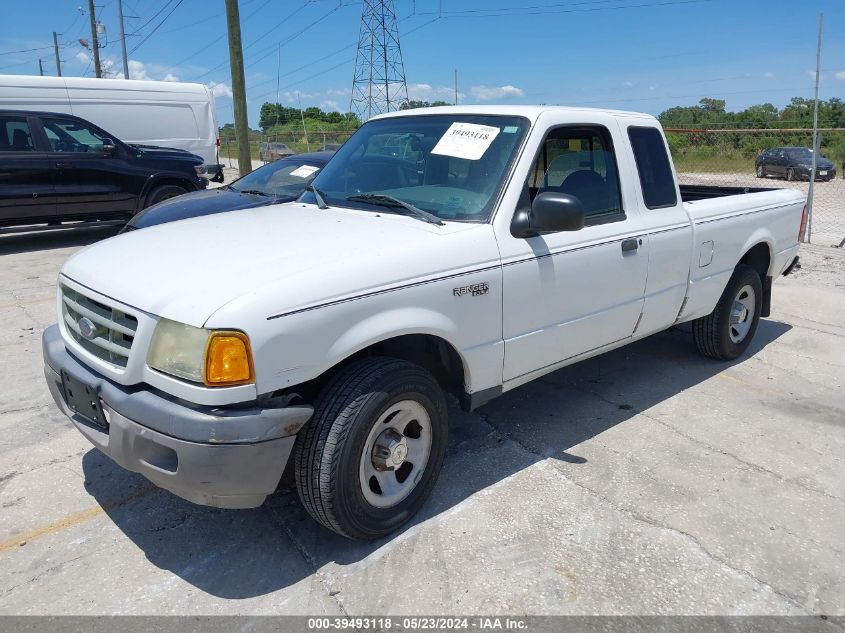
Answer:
[0,75,223,181]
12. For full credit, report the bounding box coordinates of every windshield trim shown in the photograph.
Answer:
[308,113,533,224]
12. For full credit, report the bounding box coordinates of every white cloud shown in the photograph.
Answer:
[836,71,845,81]
[127,59,150,80]
[321,100,341,112]
[406,83,434,100]
[623,81,634,88]
[327,87,351,97]
[764,72,775,78]
[163,73,180,82]
[209,81,233,99]
[807,69,818,81]
[75,51,89,64]
[469,84,524,101]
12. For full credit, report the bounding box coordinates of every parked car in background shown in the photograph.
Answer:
[259,142,294,162]
[320,143,343,152]
[0,75,224,182]
[0,110,207,229]
[756,147,836,181]
[124,151,334,231]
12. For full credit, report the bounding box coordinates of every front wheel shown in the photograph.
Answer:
[692,264,763,360]
[294,357,448,539]
[145,184,188,208]
[756,165,765,178]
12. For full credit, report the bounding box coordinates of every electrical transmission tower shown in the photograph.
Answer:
[350,0,409,121]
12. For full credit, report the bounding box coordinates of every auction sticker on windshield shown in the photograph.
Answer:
[432,122,500,160]
[290,165,321,178]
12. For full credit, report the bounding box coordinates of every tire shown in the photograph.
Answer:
[145,184,188,208]
[756,165,765,178]
[786,167,795,182]
[692,264,763,361]
[294,357,448,540]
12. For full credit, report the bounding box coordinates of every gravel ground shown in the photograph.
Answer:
[0,228,843,617]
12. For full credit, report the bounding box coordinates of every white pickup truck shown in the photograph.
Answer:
[43,106,804,539]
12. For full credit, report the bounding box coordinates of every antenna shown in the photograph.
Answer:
[350,0,409,121]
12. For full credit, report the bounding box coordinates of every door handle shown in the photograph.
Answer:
[621,238,640,253]
[56,162,74,169]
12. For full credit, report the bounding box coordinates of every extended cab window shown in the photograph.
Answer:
[528,126,624,223]
[0,116,35,152]
[628,126,678,209]
[42,117,107,153]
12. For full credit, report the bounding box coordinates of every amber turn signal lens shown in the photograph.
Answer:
[204,332,254,386]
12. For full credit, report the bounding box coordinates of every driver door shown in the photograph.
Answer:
[500,122,649,383]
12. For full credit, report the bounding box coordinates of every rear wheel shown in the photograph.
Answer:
[145,184,188,208]
[786,167,795,182]
[294,357,448,540]
[692,264,763,361]
[756,165,765,178]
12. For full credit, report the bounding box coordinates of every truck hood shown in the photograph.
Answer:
[129,143,203,163]
[61,203,492,328]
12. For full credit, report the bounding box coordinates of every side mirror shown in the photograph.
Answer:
[511,191,585,238]
[102,139,116,155]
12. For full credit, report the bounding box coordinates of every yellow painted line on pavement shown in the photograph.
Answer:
[0,483,157,554]
[716,371,782,396]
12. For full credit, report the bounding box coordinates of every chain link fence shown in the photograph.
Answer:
[666,128,845,246]
[219,130,357,165]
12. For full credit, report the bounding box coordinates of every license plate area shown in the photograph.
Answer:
[61,371,108,430]
[819,170,828,176]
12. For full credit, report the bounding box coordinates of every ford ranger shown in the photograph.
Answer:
[42,106,805,540]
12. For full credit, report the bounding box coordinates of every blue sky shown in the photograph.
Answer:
[2,0,844,127]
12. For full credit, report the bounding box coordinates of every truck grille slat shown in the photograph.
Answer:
[61,285,137,368]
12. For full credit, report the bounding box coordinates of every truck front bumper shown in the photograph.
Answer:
[42,325,313,509]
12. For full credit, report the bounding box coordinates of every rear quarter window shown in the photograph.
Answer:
[628,126,678,209]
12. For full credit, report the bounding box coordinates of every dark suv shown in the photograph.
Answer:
[755,146,836,182]
[0,110,207,229]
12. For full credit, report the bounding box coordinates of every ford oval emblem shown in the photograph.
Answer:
[78,317,97,340]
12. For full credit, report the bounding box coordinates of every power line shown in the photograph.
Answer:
[0,46,54,56]
[128,0,185,56]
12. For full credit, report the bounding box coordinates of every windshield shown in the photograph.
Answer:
[305,114,529,222]
[230,159,324,196]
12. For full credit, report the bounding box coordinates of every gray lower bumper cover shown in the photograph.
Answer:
[42,325,313,509]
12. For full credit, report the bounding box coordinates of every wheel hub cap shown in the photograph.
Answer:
[372,428,409,471]
[359,400,433,508]
[729,284,756,343]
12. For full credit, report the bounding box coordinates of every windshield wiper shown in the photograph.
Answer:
[305,185,329,209]
[345,194,444,226]
[235,189,271,196]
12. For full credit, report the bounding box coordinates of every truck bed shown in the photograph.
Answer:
[680,184,774,202]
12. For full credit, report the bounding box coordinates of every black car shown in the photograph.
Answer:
[0,110,207,230]
[756,147,836,182]
[123,151,334,231]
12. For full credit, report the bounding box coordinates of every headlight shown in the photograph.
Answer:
[194,165,207,176]
[147,319,254,387]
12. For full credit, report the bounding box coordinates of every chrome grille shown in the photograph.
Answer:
[61,285,138,368]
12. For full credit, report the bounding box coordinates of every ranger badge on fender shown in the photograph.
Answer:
[453,282,489,297]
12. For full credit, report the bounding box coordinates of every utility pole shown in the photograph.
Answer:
[88,0,102,78]
[117,0,129,79]
[225,0,252,176]
[52,32,62,76]
[806,12,823,243]
[38,59,44,76]
[454,69,458,105]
